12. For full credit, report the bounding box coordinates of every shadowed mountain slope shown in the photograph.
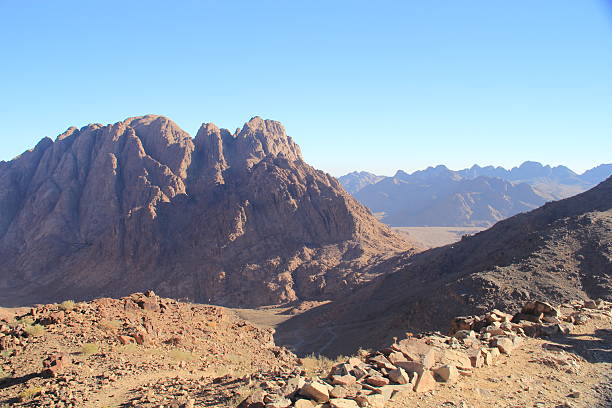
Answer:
[0,115,414,307]
[278,177,612,355]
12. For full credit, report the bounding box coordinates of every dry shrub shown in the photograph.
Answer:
[19,386,43,402]
[24,324,45,337]
[300,353,346,378]
[81,343,100,356]
[99,319,122,332]
[118,343,139,354]
[59,300,75,311]
[168,349,197,361]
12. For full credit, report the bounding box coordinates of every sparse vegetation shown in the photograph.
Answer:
[168,349,197,361]
[18,316,35,326]
[98,319,122,331]
[18,386,43,402]
[117,343,139,354]
[58,300,75,311]
[300,353,346,378]
[24,324,45,337]
[80,343,100,356]
[0,349,12,359]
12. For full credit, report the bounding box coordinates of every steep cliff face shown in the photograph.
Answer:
[0,115,412,306]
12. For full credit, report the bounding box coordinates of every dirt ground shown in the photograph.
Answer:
[235,304,612,408]
[393,227,485,248]
[391,315,612,408]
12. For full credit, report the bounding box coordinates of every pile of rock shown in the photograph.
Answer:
[0,321,30,356]
[238,299,611,408]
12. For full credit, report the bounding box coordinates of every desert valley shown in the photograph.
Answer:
[0,116,609,408]
[1,2,611,407]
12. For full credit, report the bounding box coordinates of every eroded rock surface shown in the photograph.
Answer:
[0,115,413,307]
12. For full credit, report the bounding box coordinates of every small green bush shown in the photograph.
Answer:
[81,343,100,356]
[24,324,45,337]
[19,386,43,402]
[18,316,35,326]
[58,300,75,311]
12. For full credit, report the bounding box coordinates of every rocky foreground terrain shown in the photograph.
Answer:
[0,291,299,407]
[0,115,413,308]
[0,292,609,408]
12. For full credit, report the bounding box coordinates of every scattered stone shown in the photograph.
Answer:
[366,375,389,387]
[332,375,357,387]
[368,355,396,371]
[329,398,360,408]
[413,369,436,393]
[492,337,514,354]
[388,368,410,385]
[294,399,316,408]
[434,365,459,383]
[42,352,72,377]
[300,382,330,403]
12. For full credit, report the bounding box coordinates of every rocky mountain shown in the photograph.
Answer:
[457,161,602,200]
[280,177,612,354]
[0,115,414,307]
[581,163,612,185]
[339,161,611,227]
[351,165,547,227]
[337,171,384,194]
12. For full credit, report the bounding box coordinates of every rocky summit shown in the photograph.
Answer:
[0,115,413,307]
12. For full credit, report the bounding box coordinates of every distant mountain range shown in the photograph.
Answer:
[338,161,612,227]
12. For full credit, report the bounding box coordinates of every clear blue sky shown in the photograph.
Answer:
[1,1,611,176]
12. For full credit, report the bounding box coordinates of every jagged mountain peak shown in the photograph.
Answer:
[0,115,413,307]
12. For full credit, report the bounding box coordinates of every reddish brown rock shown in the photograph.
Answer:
[42,352,71,378]
[331,375,357,387]
[413,369,436,393]
[436,349,473,370]
[433,365,459,383]
[299,382,330,403]
[0,115,413,308]
[329,398,359,408]
[117,335,135,345]
[395,339,436,368]
[368,355,396,370]
[366,375,389,387]
[388,367,410,385]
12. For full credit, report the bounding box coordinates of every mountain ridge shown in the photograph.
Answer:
[338,161,611,227]
[0,115,414,307]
